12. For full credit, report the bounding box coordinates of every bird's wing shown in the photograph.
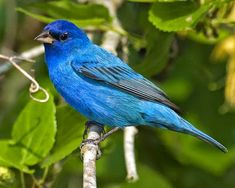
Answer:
[71,62,180,112]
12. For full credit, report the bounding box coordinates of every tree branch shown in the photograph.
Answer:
[81,125,103,188]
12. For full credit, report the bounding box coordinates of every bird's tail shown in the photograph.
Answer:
[176,119,228,153]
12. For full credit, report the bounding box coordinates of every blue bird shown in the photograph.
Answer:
[35,20,227,153]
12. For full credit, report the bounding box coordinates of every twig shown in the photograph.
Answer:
[121,37,139,182]
[124,127,139,182]
[20,172,26,188]
[0,45,44,75]
[81,125,103,188]
[0,52,49,102]
[98,0,139,182]
[0,75,4,81]
[92,0,122,55]
[89,0,139,183]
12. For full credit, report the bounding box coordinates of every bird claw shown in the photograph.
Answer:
[81,138,102,146]
[82,126,121,146]
[83,121,105,139]
[80,138,102,160]
[80,121,120,160]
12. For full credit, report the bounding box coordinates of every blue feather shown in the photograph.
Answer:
[36,20,227,153]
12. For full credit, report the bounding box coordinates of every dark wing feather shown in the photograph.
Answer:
[72,63,180,113]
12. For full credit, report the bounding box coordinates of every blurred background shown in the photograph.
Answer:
[0,0,235,188]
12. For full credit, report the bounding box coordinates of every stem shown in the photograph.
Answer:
[41,167,49,184]
[0,53,49,103]
[20,171,26,188]
[0,45,44,75]
[124,127,139,182]
[30,167,49,188]
[31,175,41,188]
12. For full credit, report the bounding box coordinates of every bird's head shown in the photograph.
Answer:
[35,20,91,52]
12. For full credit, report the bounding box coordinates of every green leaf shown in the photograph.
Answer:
[17,1,111,27]
[132,27,174,77]
[0,140,32,173]
[16,0,46,6]
[128,0,156,2]
[149,1,212,32]
[11,94,56,166]
[41,105,86,167]
[129,0,186,2]
[17,8,54,23]
[186,29,229,44]
[155,0,189,1]
[160,78,193,101]
[0,0,5,39]
[160,129,235,175]
[111,164,172,188]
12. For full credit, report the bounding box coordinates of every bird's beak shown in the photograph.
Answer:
[34,31,55,44]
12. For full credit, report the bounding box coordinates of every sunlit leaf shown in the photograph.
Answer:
[0,166,15,186]
[155,0,188,1]
[17,1,111,27]
[41,105,86,167]
[186,29,229,44]
[129,0,186,2]
[17,8,54,23]
[128,0,156,2]
[149,1,212,32]
[11,94,56,166]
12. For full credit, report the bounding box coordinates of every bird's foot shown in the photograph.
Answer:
[97,127,120,143]
[80,121,104,160]
[83,121,105,139]
[80,139,102,160]
[81,138,101,146]
[80,126,120,160]
[83,121,121,142]
[82,127,120,145]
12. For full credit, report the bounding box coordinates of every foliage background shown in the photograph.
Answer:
[0,0,235,187]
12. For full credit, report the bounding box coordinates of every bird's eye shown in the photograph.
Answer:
[59,33,68,41]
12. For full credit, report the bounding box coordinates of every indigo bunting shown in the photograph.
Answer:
[35,20,227,152]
